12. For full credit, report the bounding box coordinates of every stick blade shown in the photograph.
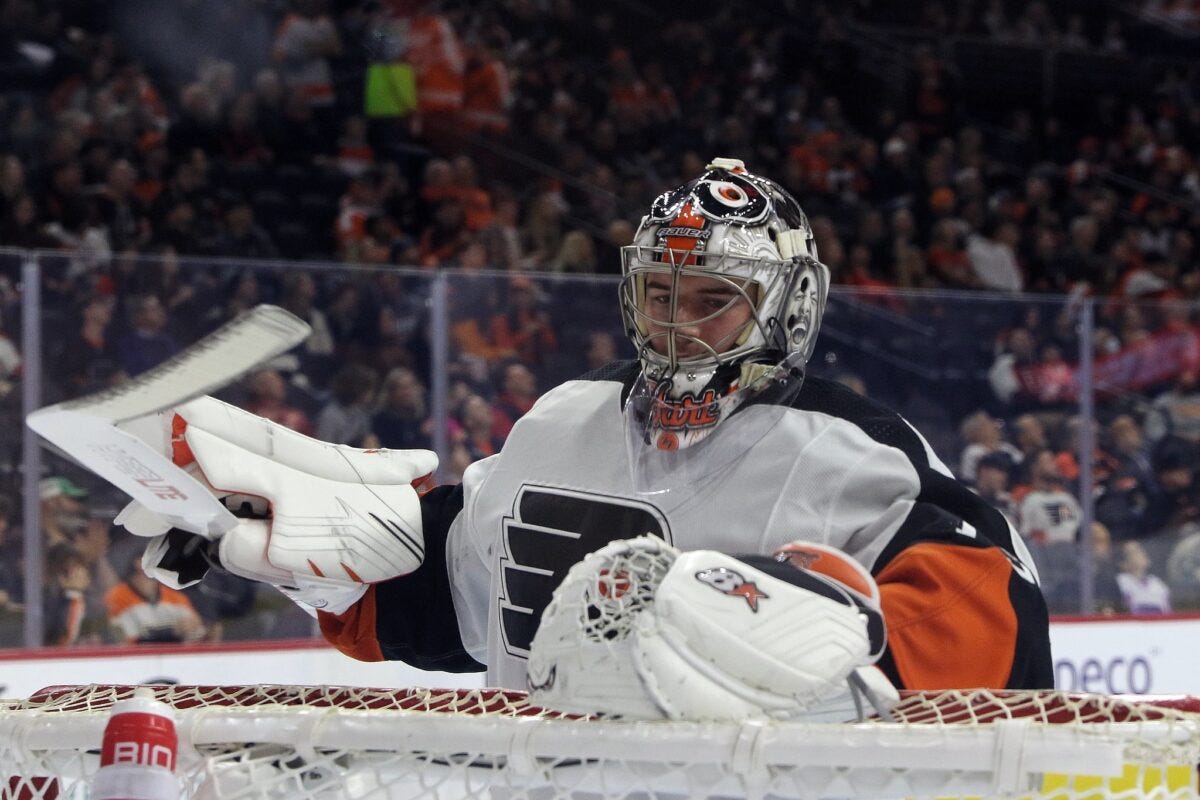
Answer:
[49,304,310,423]
[25,304,308,538]
[27,409,237,536]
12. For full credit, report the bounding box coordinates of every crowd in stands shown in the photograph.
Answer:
[1,0,1200,644]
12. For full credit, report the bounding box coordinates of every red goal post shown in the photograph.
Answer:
[1,684,1199,799]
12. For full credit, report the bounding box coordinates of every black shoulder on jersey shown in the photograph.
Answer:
[789,375,930,470]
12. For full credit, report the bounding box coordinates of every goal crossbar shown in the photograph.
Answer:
[2,684,1198,800]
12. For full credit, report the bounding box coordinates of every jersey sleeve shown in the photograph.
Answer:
[317,480,485,673]
[872,471,1052,690]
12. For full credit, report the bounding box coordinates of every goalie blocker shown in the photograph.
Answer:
[528,537,898,721]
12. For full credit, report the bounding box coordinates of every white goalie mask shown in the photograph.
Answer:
[618,158,829,464]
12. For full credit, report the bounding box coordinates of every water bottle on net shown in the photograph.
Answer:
[91,687,182,800]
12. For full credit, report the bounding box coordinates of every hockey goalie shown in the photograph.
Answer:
[107,158,1051,721]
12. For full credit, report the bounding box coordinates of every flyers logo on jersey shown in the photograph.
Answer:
[695,567,769,612]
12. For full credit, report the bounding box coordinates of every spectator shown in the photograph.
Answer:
[115,294,180,377]
[477,190,523,270]
[491,360,539,439]
[1017,449,1082,545]
[457,393,505,462]
[0,494,23,610]
[1096,415,1169,541]
[521,189,567,268]
[1151,438,1200,530]
[1012,414,1050,466]
[1116,540,1172,614]
[220,92,272,165]
[0,313,20,397]
[371,367,432,450]
[0,193,59,249]
[244,368,313,435]
[271,0,341,119]
[1144,369,1200,444]
[105,551,205,643]
[44,543,91,646]
[92,158,146,252]
[958,410,1022,483]
[1108,415,1157,490]
[585,330,620,372]
[212,200,279,260]
[973,450,1018,525]
[926,218,974,288]
[336,170,384,261]
[315,363,379,446]
[551,230,598,273]
[1017,448,1083,609]
[39,476,88,548]
[167,83,222,158]
[967,217,1024,292]
[449,154,493,232]
[74,505,121,617]
[278,270,336,380]
[460,37,513,136]
[488,276,558,368]
[1089,522,1123,615]
[418,199,471,268]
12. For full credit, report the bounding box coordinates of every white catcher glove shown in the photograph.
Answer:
[117,396,437,614]
[527,536,897,722]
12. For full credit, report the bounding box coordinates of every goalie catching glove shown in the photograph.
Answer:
[527,536,898,721]
[116,396,436,614]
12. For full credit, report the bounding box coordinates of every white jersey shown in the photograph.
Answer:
[445,370,981,688]
[330,362,1050,691]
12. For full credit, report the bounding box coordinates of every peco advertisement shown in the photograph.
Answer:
[1049,614,1200,695]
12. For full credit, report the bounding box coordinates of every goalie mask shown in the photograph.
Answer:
[619,158,829,466]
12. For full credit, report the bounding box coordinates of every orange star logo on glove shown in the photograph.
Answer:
[694,567,769,612]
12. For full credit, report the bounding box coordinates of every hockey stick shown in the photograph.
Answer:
[27,304,311,537]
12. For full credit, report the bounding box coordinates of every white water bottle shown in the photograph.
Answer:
[91,687,182,800]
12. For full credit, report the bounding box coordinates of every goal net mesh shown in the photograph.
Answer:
[1,684,1198,799]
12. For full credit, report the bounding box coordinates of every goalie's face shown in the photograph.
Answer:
[640,271,759,362]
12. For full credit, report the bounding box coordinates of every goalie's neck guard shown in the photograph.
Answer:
[623,359,805,495]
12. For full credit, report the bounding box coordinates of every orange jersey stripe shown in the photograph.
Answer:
[876,542,1018,689]
[318,586,384,662]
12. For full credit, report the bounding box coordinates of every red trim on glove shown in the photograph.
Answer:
[171,414,195,467]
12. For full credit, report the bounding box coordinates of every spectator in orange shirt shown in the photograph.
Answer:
[419,200,471,268]
[488,275,558,368]
[450,154,494,231]
[105,552,205,644]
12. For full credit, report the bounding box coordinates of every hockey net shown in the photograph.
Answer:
[0,684,1198,800]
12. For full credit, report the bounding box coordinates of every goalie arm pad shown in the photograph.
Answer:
[868,497,1053,690]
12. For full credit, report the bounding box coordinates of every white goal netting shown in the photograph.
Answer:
[0,684,1198,800]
